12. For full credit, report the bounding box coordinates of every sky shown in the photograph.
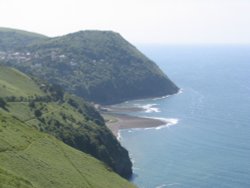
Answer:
[0,0,250,44]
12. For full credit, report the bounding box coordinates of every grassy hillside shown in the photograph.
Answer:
[0,113,136,188]
[0,66,133,179]
[0,28,179,104]
[0,66,45,97]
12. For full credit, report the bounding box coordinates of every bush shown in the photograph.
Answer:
[34,109,42,117]
[0,98,6,108]
[29,101,35,108]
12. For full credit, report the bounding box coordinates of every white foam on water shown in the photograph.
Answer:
[140,104,161,113]
[155,184,167,188]
[143,117,179,130]
[155,183,181,188]
[153,88,183,101]
[131,158,136,165]
[117,130,122,141]
[176,88,184,95]
[120,117,179,133]
[153,95,170,101]
[133,167,140,170]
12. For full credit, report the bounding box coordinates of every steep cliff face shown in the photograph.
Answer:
[0,29,179,105]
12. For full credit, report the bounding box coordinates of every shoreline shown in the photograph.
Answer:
[103,113,167,137]
[100,91,182,138]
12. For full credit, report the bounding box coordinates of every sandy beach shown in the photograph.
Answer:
[103,113,167,137]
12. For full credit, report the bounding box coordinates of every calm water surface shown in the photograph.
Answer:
[119,45,250,188]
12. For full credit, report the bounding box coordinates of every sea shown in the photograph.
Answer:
[117,45,250,188]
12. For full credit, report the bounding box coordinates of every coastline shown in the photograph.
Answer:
[100,91,182,138]
[103,113,167,137]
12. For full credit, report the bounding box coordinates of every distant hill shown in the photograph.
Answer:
[0,66,132,180]
[0,27,47,51]
[0,28,179,104]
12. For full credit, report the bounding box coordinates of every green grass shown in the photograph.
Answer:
[0,66,45,98]
[0,66,134,185]
[0,113,136,188]
[5,101,92,128]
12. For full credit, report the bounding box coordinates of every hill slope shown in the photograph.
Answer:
[0,27,47,51]
[0,66,132,179]
[0,113,136,188]
[0,66,45,97]
[0,28,179,104]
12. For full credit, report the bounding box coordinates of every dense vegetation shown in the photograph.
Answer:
[0,66,132,180]
[0,28,179,104]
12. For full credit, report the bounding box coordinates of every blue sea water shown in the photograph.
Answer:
[119,45,250,188]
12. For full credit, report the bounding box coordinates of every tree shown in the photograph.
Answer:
[29,101,35,108]
[0,98,6,108]
[49,84,64,101]
[34,109,42,117]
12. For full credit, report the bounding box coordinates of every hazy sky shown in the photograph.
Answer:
[0,0,250,44]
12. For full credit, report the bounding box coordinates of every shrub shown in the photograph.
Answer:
[34,109,42,117]
[0,98,6,108]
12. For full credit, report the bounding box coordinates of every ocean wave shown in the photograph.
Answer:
[136,103,161,113]
[155,184,167,188]
[155,183,181,188]
[144,117,179,130]
[156,117,179,127]
[117,117,179,140]
[131,158,136,165]
[133,167,140,171]
[153,95,170,101]
[176,88,184,95]
[117,130,122,141]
